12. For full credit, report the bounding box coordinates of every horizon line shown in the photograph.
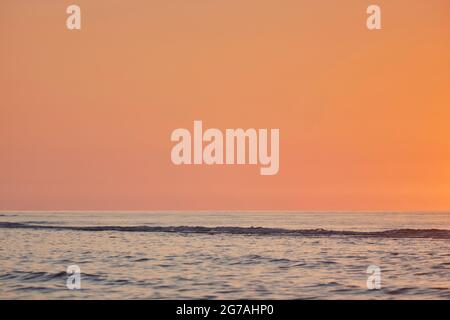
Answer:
[1,209,450,214]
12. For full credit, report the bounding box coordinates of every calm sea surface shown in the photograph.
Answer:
[0,212,449,299]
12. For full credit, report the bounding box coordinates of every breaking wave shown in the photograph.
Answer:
[1,222,449,239]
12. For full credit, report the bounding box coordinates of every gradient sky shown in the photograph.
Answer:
[1,0,450,211]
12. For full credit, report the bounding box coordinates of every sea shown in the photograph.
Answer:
[0,211,449,299]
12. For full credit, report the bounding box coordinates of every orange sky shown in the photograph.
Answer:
[1,0,450,211]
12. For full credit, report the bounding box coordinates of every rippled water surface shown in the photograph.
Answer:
[0,212,449,299]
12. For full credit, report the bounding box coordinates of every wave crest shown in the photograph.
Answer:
[1,222,449,239]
